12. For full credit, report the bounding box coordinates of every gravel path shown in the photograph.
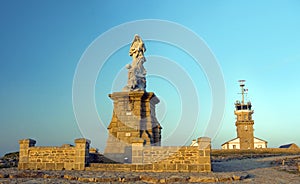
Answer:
[213,155,300,183]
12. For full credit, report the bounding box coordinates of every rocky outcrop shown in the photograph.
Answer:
[0,152,19,168]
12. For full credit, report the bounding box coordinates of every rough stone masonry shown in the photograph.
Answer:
[18,138,90,171]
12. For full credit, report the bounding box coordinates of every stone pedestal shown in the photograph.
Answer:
[104,91,162,162]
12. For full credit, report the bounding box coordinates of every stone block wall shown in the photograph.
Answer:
[18,137,211,172]
[89,137,211,172]
[128,137,211,172]
[18,138,90,170]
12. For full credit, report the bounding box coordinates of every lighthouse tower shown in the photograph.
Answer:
[234,80,254,149]
[221,80,268,149]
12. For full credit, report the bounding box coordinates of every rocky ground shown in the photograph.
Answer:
[213,155,300,183]
[0,155,299,183]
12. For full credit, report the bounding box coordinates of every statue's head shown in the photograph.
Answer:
[133,34,142,45]
[130,34,146,56]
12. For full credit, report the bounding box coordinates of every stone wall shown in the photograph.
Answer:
[18,137,211,172]
[116,137,211,172]
[88,137,211,172]
[142,146,210,165]
[18,138,90,170]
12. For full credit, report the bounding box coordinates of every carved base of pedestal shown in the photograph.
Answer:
[104,91,162,162]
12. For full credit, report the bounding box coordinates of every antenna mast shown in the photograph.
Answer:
[238,80,246,105]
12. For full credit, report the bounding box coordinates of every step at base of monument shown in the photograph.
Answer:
[87,163,211,172]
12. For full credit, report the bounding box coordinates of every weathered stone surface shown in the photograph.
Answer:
[139,174,160,183]
[130,142,212,172]
[18,138,90,171]
[63,174,77,180]
[165,175,188,183]
[240,174,250,180]
[0,173,9,178]
[232,174,241,180]
[77,177,94,182]
[94,177,118,182]
[188,176,216,182]
[104,91,162,163]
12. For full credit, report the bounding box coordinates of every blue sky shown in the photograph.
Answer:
[1,1,300,156]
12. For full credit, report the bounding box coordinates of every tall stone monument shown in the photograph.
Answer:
[104,35,162,162]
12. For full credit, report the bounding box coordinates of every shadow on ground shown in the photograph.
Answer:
[212,158,272,172]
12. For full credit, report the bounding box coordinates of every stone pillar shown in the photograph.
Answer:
[197,137,211,172]
[74,138,90,170]
[197,137,211,150]
[131,138,145,164]
[18,139,36,169]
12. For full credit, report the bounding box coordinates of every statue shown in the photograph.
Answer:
[123,34,147,91]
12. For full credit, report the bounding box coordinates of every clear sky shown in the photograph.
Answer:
[1,1,300,156]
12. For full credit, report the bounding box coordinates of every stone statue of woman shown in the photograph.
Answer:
[123,34,147,91]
